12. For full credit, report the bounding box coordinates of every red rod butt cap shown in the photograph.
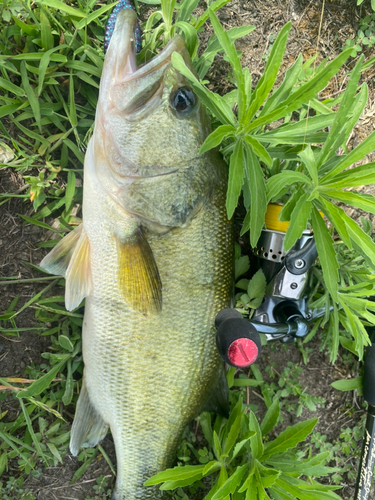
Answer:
[228,338,259,368]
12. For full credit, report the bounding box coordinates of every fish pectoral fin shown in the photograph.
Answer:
[200,364,230,418]
[40,224,83,276]
[70,378,109,456]
[65,227,92,311]
[117,227,162,316]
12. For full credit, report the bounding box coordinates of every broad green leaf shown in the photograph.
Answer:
[235,255,250,279]
[224,408,243,455]
[144,463,209,486]
[245,145,267,246]
[322,189,375,214]
[199,125,235,154]
[341,209,375,266]
[232,378,263,387]
[311,207,338,301]
[37,0,87,17]
[260,398,280,436]
[244,135,272,166]
[249,411,263,459]
[262,418,318,460]
[298,145,318,185]
[266,172,312,202]
[283,193,312,252]
[175,21,199,59]
[37,45,68,96]
[244,23,291,123]
[0,104,20,119]
[226,139,244,219]
[267,452,336,477]
[259,114,335,144]
[59,335,74,351]
[331,376,362,391]
[19,399,49,466]
[247,269,266,300]
[211,464,248,500]
[17,357,69,398]
[321,162,375,189]
[274,474,342,499]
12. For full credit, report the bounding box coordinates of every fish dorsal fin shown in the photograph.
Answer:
[65,227,92,311]
[117,227,162,316]
[40,224,83,276]
[70,377,109,456]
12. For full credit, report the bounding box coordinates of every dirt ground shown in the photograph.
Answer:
[1,0,375,498]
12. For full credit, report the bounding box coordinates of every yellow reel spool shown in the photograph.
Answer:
[264,204,290,233]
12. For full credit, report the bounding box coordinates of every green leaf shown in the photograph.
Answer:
[261,54,303,115]
[283,192,312,252]
[40,8,54,51]
[311,208,338,301]
[208,9,245,120]
[211,464,248,500]
[17,357,69,398]
[65,169,76,211]
[318,198,351,248]
[235,255,250,279]
[145,464,209,486]
[226,139,244,219]
[62,359,74,406]
[262,418,318,460]
[244,135,272,166]
[246,48,352,133]
[249,411,264,459]
[76,2,118,29]
[59,335,74,351]
[247,269,266,300]
[260,398,280,436]
[244,23,291,123]
[20,61,41,133]
[36,0,87,18]
[266,172,312,202]
[224,409,244,456]
[232,378,263,387]
[322,189,375,215]
[0,77,25,96]
[199,125,235,154]
[70,449,98,484]
[322,130,375,183]
[175,21,199,59]
[171,52,235,126]
[267,452,336,477]
[331,376,362,391]
[245,145,267,246]
[298,145,318,185]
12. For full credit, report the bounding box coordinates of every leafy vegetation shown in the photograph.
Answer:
[1,0,375,498]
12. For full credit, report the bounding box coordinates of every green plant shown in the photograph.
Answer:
[345,12,375,56]
[85,474,113,499]
[0,476,35,499]
[145,380,341,500]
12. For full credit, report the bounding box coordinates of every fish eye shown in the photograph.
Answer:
[170,87,196,115]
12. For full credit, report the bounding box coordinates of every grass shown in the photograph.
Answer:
[1,0,375,498]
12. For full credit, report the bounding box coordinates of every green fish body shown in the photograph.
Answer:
[41,9,233,499]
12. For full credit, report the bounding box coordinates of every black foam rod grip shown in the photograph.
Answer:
[215,308,243,329]
[364,328,375,406]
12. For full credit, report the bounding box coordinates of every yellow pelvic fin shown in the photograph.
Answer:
[40,224,83,275]
[65,226,92,311]
[117,228,162,316]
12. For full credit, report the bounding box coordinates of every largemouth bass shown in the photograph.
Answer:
[41,8,233,500]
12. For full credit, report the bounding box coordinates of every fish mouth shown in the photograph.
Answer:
[102,9,186,95]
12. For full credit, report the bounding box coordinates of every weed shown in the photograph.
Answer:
[0,476,35,500]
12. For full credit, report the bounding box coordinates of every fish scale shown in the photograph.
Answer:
[40,9,233,499]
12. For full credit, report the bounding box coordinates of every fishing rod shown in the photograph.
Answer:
[215,219,375,498]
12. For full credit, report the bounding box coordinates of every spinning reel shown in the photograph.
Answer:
[215,208,375,500]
